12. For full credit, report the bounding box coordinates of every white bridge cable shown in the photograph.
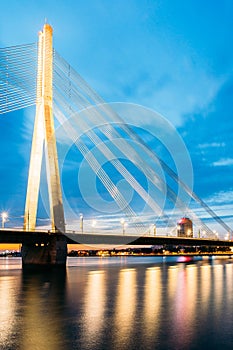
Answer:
[53,52,227,235]
[54,87,170,224]
[102,127,219,235]
[53,76,211,235]
[53,56,207,230]
[119,123,232,234]
[54,71,167,226]
[0,78,36,99]
[54,53,230,234]
[53,51,98,106]
[102,123,215,234]
[54,107,212,237]
[82,108,231,234]
[53,95,140,219]
[94,106,225,234]
[0,43,228,235]
[53,102,146,232]
[0,43,37,114]
[53,57,165,187]
[53,98,182,233]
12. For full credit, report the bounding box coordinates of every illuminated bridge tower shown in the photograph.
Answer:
[22,24,67,267]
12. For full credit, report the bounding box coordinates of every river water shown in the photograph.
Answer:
[0,256,232,350]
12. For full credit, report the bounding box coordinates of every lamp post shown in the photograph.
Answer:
[120,218,126,235]
[213,230,219,240]
[92,220,96,233]
[149,224,156,236]
[1,212,8,229]
[80,214,83,233]
[152,224,156,236]
[226,232,230,241]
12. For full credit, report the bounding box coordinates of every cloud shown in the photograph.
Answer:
[206,190,233,205]
[178,75,233,202]
[212,158,233,167]
[198,142,226,149]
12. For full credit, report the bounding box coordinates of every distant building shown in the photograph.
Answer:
[177,217,193,237]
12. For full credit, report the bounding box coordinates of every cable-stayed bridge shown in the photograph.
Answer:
[0,24,232,267]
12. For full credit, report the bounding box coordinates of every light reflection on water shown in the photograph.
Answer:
[0,256,233,349]
[113,268,136,349]
[143,267,161,346]
[81,270,106,348]
[20,274,64,350]
[0,275,17,347]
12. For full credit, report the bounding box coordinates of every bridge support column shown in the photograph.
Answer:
[24,23,65,234]
[21,235,67,268]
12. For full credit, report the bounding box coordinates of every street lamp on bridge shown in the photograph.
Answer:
[152,224,156,236]
[92,220,96,233]
[120,218,127,235]
[1,212,8,229]
[80,214,84,233]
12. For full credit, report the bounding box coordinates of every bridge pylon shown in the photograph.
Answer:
[22,24,67,267]
[24,24,65,233]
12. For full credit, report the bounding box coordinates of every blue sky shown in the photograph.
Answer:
[0,0,232,235]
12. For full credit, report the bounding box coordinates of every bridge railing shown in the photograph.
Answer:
[0,227,231,241]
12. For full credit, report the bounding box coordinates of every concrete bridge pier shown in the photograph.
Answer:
[21,234,67,268]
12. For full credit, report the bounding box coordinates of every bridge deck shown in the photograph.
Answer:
[0,229,232,247]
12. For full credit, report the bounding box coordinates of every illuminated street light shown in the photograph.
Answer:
[1,212,8,229]
[153,224,156,236]
[152,224,156,236]
[149,224,156,236]
[213,230,219,240]
[92,220,96,233]
[80,214,83,233]
[120,218,126,235]
[225,232,230,241]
